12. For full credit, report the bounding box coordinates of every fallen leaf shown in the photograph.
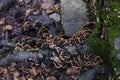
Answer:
[13,71,20,77]
[46,76,57,80]
[3,25,13,31]
[0,18,5,25]
[29,67,38,76]
[3,68,8,74]
[28,78,33,80]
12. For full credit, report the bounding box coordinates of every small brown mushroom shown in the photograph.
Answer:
[22,44,32,51]
[16,42,23,48]
[37,26,50,38]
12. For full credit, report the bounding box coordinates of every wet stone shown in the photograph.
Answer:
[78,69,97,80]
[61,0,89,36]
[116,54,120,61]
[114,38,120,50]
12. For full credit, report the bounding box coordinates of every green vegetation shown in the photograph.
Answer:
[86,0,120,79]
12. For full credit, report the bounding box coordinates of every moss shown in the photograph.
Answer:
[86,0,120,79]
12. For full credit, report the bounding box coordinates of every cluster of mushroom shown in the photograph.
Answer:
[0,0,103,80]
[1,22,102,80]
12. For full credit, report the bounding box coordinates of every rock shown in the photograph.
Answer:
[114,38,120,50]
[28,11,54,25]
[78,69,96,80]
[49,13,60,22]
[116,54,120,61]
[61,0,89,36]
[41,0,54,10]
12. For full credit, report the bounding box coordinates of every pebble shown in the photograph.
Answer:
[61,0,89,36]
[114,38,120,50]
[41,0,54,10]
[78,69,97,80]
[116,54,120,61]
[49,13,60,22]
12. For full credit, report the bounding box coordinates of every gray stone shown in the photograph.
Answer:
[78,69,97,80]
[49,13,60,22]
[116,54,120,61]
[114,38,120,50]
[61,0,89,36]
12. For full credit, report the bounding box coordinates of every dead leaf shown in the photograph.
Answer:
[46,76,57,80]
[0,18,5,25]
[29,67,38,76]
[3,68,8,74]
[13,71,20,77]
[28,78,33,80]
[3,25,13,31]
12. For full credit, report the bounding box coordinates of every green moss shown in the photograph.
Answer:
[86,0,120,79]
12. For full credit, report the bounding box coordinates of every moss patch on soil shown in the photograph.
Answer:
[86,0,120,79]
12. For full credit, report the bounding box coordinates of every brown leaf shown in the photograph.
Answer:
[13,71,20,77]
[3,68,8,74]
[29,67,38,76]
[46,76,57,80]
[0,18,5,25]
[28,78,33,80]
[3,25,13,31]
